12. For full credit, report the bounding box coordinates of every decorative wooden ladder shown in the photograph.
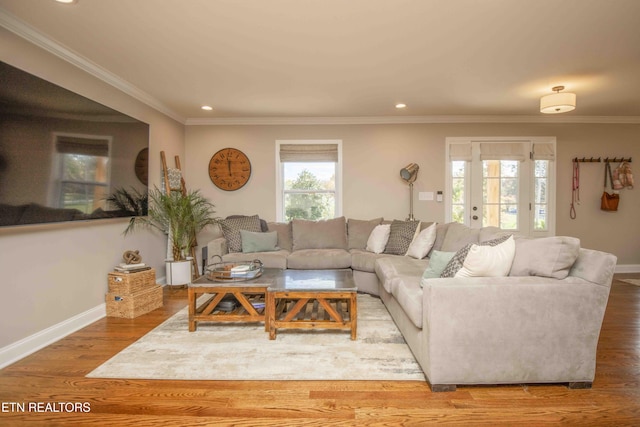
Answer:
[160,151,200,280]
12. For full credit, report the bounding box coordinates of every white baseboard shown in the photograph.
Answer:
[615,264,640,273]
[0,303,106,369]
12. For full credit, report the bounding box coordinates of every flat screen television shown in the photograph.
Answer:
[0,61,149,227]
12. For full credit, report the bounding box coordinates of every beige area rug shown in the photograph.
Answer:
[619,278,640,287]
[87,294,425,381]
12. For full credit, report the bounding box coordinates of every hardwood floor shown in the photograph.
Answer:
[1,275,639,426]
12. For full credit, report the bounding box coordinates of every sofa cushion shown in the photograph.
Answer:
[220,215,262,253]
[440,222,480,252]
[440,234,511,278]
[510,236,581,279]
[366,224,391,254]
[287,249,352,269]
[350,249,392,273]
[391,276,424,328]
[348,217,383,249]
[267,221,293,252]
[240,230,279,253]
[421,250,456,285]
[406,222,437,259]
[455,235,515,277]
[222,250,289,270]
[292,217,347,250]
[384,220,420,255]
[375,256,429,294]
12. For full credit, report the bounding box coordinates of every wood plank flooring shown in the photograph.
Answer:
[1,275,639,426]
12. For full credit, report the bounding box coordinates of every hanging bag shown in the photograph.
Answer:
[601,162,620,211]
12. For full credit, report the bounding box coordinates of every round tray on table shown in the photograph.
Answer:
[205,259,263,282]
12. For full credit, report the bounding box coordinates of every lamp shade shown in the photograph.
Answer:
[540,91,576,114]
[400,163,419,183]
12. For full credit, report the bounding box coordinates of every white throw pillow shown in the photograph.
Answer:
[454,235,516,278]
[406,223,437,259]
[366,224,391,254]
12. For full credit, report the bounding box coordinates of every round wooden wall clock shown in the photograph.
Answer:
[134,148,149,186]
[208,148,252,191]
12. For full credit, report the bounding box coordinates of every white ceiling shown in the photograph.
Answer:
[1,0,640,124]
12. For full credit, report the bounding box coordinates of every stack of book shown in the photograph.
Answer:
[114,263,151,273]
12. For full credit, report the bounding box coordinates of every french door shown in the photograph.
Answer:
[446,137,556,237]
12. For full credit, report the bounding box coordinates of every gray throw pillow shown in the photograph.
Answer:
[240,230,279,253]
[383,220,420,255]
[440,234,511,278]
[220,215,262,253]
[509,236,580,279]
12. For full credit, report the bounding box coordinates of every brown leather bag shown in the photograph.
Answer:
[601,162,620,212]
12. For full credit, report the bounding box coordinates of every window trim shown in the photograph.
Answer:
[275,140,342,222]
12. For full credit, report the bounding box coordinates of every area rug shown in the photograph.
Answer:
[619,278,640,287]
[87,294,425,381]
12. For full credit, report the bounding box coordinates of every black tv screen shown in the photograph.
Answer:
[0,61,149,227]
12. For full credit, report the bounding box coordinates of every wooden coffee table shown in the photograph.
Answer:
[188,268,281,332]
[266,269,357,340]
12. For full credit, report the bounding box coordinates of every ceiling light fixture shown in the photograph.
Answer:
[395,103,407,109]
[201,105,213,111]
[540,86,576,114]
[55,0,78,4]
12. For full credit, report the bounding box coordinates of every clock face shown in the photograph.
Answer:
[208,148,252,191]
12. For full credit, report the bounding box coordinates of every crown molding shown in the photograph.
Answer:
[186,115,640,126]
[0,8,186,124]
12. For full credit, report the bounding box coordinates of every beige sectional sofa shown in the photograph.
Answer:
[203,216,617,391]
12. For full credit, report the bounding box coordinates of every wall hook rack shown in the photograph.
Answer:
[572,157,601,163]
[604,157,632,163]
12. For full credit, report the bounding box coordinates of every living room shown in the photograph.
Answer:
[1,1,639,425]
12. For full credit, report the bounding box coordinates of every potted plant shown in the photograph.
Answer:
[124,188,217,285]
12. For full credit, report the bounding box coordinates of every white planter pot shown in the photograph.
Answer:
[166,259,192,286]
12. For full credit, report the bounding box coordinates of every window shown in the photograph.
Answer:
[276,140,342,221]
[446,137,556,237]
[55,133,111,214]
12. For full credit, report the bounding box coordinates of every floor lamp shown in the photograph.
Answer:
[400,163,419,221]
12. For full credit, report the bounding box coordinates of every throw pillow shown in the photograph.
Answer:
[240,230,279,253]
[366,224,391,254]
[420,250,456,286]
[406,222,437,259]
[454,235,516,277]
[509,236,580,279]
[384,220,421,255]
[347,217,383,250]
[220,215,262,253]
[292,217,347,250]
[440,234,511,278]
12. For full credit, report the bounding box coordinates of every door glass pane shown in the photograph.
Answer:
[482,160,519,231]
[451,161,466,224]
[534,160,549,230]
[501,205,518,230]
[483,205,500,227]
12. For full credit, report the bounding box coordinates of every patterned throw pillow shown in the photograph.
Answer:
[220,215,262,253]
[383,220,420,255]
[440,234,511,278]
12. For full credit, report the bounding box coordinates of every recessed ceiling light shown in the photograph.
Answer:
[201,105,213,111]
[55,0,78,4]
[395,103,407,109]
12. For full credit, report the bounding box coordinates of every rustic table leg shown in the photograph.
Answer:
[267,291,276,339]
[350,293,357,340]
[188,288,196,332]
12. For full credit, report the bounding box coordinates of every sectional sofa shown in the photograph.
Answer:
[203,215,617,391]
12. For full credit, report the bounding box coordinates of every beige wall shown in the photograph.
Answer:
[186,122,640,265]
[0,28,185,348]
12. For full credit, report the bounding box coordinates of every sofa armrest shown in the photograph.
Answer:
[204,237,228,266]
[421,276,612,385]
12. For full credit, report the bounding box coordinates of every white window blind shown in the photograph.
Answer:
[479,142,527,161]
[449,143,472,161]
[279,144,338,162]
[532,142,555,160]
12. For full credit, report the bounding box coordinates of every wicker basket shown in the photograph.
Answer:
[106,285,163,319]
[108,268,156,294]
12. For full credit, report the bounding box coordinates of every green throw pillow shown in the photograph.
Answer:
[240,230,279,253]
[420,250,456,286]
